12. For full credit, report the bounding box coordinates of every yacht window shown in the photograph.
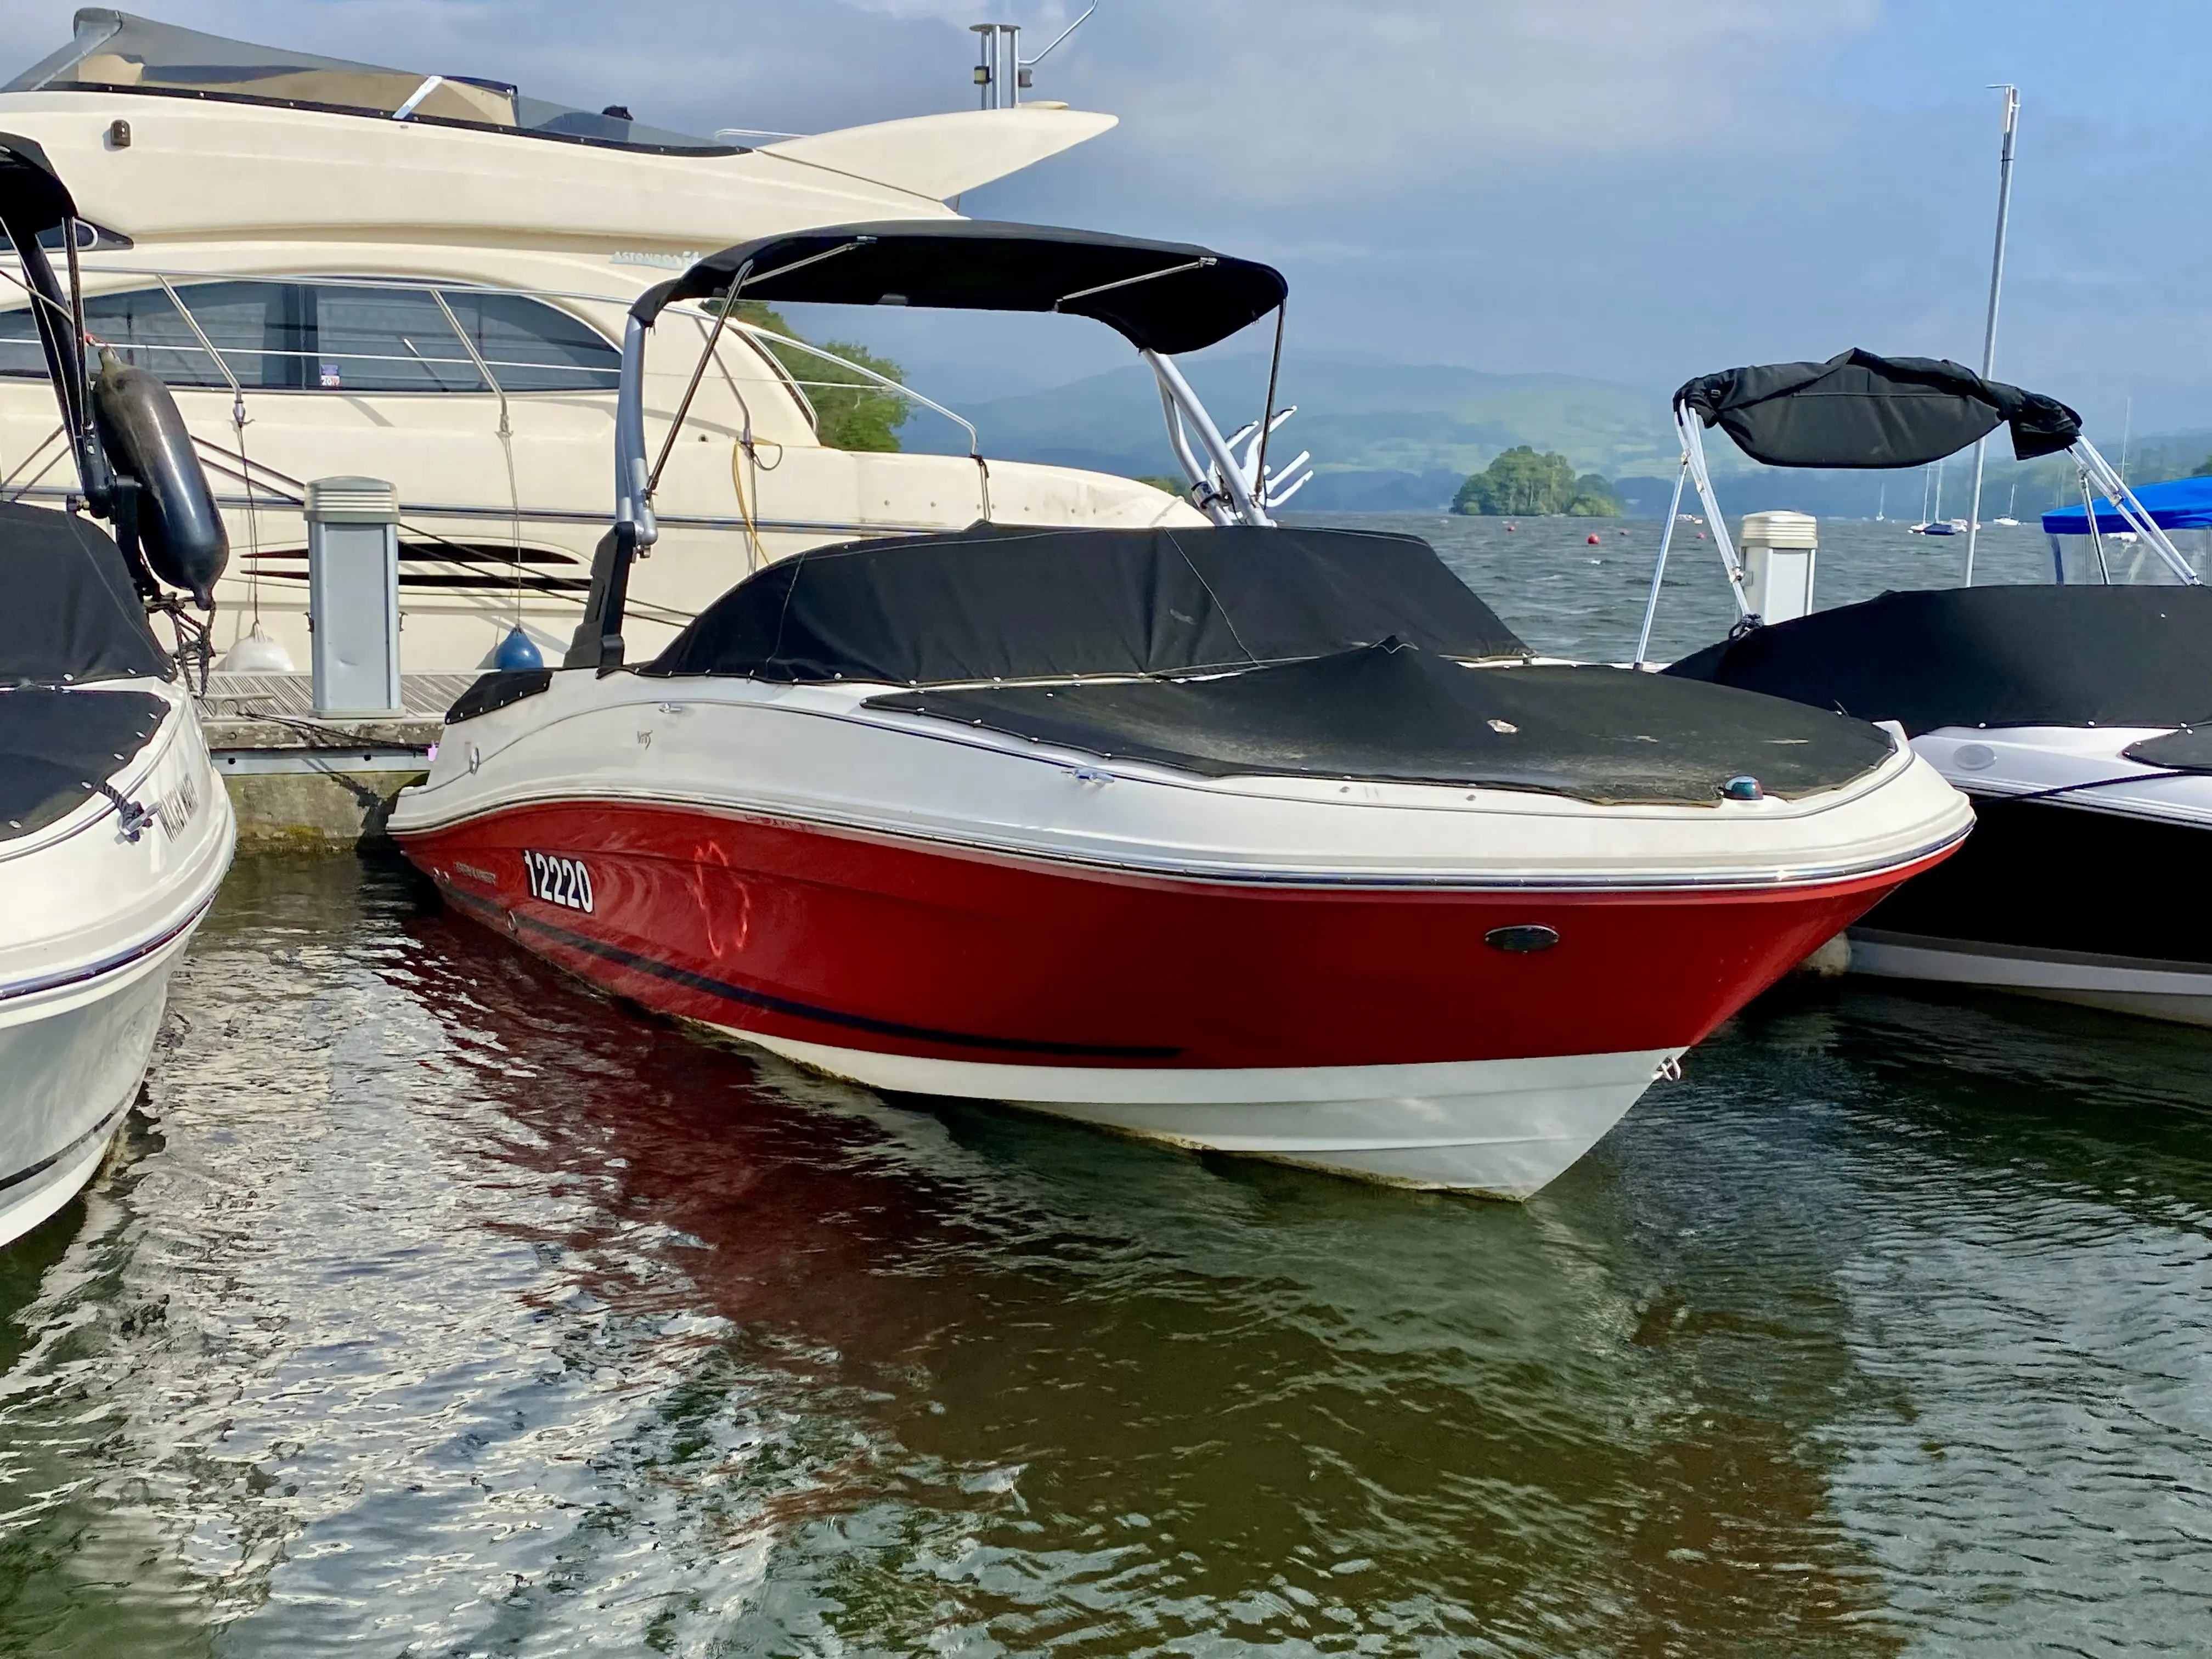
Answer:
[311,286,486,393]
[1,281,499,392]
[0,304,55,379]
[10,13,736,155]
[0,284,242,386]
[438,292,622,392]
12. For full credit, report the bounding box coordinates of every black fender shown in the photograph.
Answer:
[90,351,228,607]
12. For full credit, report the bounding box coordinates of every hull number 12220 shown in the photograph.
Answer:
[523,850,594,913]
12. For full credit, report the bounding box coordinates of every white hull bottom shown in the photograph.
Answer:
[723,1028,1679,1199]
[1849,928,2212,1028]
[0,921,200,1248]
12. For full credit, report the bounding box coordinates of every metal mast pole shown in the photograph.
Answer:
[1963,84,2018,586]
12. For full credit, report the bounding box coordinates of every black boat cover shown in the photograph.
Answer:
[1675,349,2082,469]
[1666,585,2212,734]
[447,667,553,724]
[0,500,171,686]
[644,524,1530,686]
[2123,726,2212,772]
[867,640,1894,805]
[632,221,1288,356]
[0,685,167,840]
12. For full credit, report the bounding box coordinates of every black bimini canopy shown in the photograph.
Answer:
[632,221,1288,356]
[1675,348,2081,470]
[642,524,1528,687]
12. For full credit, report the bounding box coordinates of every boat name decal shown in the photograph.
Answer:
[523,850,595,913]
[155,772,200,840]
[609,250,702,269]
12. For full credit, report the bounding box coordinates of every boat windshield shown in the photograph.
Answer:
[7,8,736,155]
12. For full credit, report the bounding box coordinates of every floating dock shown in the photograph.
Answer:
[198,672,470,847]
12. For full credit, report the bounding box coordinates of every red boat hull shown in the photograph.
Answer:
[397,800,1949,1072]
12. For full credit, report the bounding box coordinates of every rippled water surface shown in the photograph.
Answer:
[8,517,2212,1654]
[1289,512,2068,662]
[4,852,2212,1656]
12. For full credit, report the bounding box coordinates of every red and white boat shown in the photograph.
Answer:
[391,224,1970,1197]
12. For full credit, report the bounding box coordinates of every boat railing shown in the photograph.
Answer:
[1,260,984,453]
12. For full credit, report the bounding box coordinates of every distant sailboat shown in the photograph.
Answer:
[1911,459,1953,533]
[1992,478,2021,527]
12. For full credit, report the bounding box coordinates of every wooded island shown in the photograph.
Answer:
[1454,447,1622,516]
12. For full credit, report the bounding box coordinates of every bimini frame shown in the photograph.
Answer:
[573,219,1296,672]
[1631,369,2198,668]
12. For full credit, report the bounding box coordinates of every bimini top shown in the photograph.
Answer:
[1676,348,2082,470]
[2043,473,2212,535]
[1666,584,2212,734]
[8,9,731,154]
[633,221,1288,356]
[644,524,1528,686]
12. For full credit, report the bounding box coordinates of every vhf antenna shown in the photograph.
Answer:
[971,5,1097,110]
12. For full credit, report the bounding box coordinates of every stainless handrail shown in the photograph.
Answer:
[2,260,978,437]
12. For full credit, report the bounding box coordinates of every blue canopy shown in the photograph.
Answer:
[2042,473,2212,534]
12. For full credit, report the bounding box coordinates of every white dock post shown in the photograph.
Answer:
[304,477,403,718]
[1738,511,1819,624]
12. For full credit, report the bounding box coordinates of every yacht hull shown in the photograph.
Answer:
[403,799,1952,1195]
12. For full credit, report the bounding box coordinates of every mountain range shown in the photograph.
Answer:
[903,351,1680,511]
[898,351,2212,519]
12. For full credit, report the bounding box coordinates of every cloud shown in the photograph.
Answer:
[2,2,1878,194]
[1100,2,1881,196]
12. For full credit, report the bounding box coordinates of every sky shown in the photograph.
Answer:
[7,1,2210,438]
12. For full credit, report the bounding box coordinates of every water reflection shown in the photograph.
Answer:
[0,855,2207,1654]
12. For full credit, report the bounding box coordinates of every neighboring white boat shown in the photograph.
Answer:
[1643,348,2212,1027]
[0,10,1179,675]
[391,225,1970,1197]
[0,131,235,1245]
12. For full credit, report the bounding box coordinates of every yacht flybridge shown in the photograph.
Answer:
[0,131,235,1245]
[1644,349,2212,1025]
[390,227,1970,1197]
[0,9,1160,673]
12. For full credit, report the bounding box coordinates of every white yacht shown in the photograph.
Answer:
[0,10,1190,675]
[0,129,235,1246]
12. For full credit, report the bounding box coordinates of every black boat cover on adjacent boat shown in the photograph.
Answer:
[644,524,1531,686]
[631,221,1288,355]
[0,500,172,686]
[1666,585,2212,734]
[447,667,553,724]
[867,639,1894,805]
[1675,349,2082,469]
[2122,726,2212,773]
[0,686,167,840]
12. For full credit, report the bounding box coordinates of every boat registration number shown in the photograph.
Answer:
[523,850,594,913]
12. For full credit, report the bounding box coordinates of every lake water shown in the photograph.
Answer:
[1289,512,2066,663]
[5,520,2212,1655]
